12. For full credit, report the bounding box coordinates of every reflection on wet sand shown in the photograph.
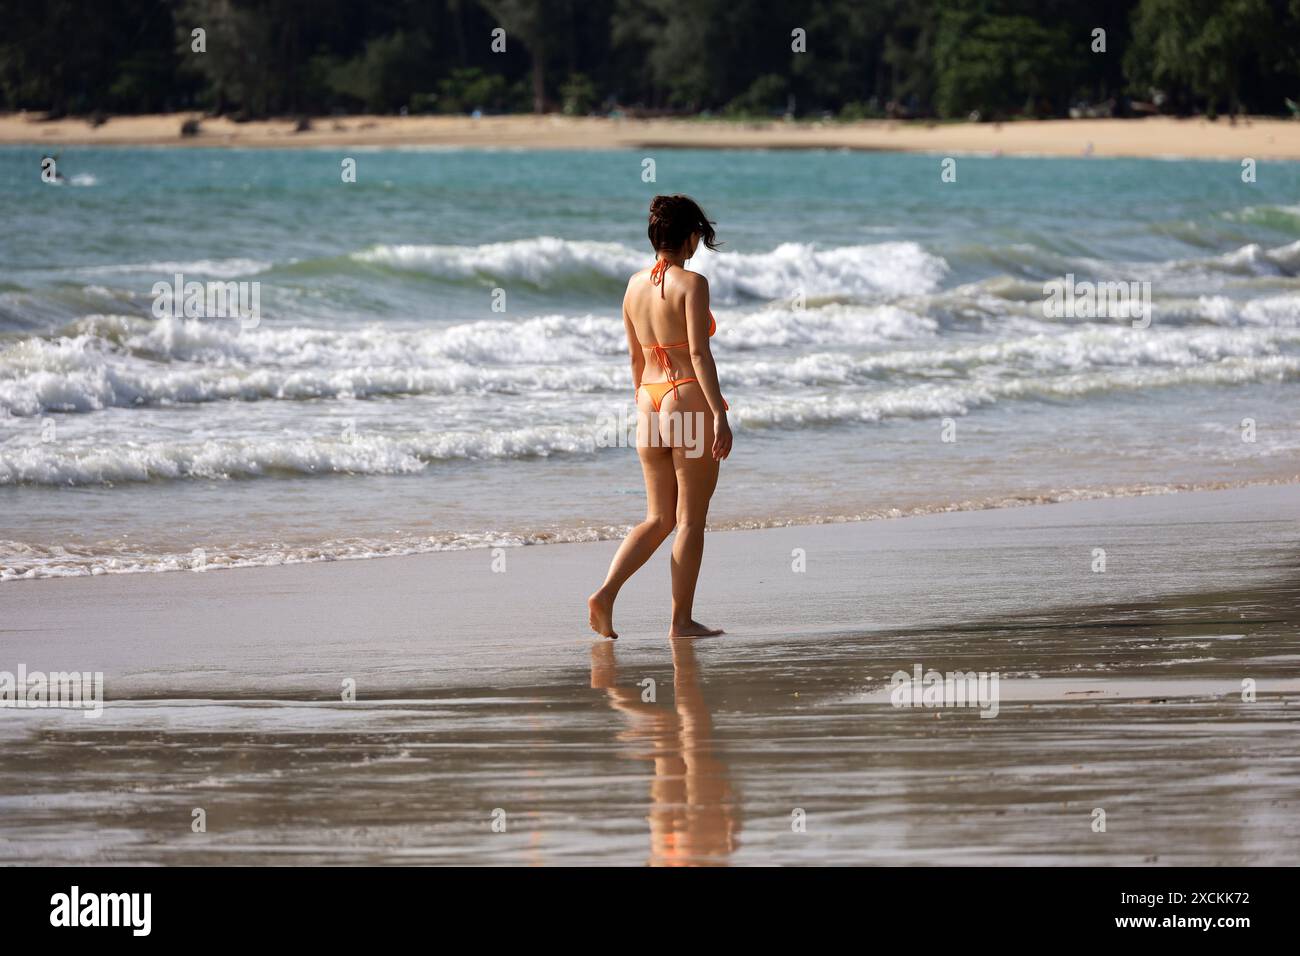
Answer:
[591,640,739,866]
[0,573,1296,865]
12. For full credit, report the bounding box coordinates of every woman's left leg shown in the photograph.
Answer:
[588,441,678,638]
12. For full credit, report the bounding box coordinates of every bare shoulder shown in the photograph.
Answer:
[679,269,710,294]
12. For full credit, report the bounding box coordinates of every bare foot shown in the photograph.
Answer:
[587,591,618,639]
[668,620,725,638]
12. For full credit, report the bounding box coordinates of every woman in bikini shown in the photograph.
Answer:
[588,195,733,639]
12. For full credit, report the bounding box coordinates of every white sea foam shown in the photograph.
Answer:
[0,351,624,416]
[733,355,1300,428]
[1161,240,1300,277]
[355,237,949,301]
[72,258,271,278]
[355,237,644,286]
[689,240,948,299]
[723,302,939,348]
[1070,240,1300,284]
[0,315,631,415]
[3,350,1295,485]
[2,311,1296,417]
[3,476,1293,581]
[0,425,605,486]
[723,326,1300,387]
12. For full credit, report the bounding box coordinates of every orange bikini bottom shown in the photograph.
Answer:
[637,377,728,413]
[639,377,697,412]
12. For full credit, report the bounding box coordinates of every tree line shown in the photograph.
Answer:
[1,0,1297,121]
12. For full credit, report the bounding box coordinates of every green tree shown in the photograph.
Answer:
[725,74,788,117]
[435,66,511,113]
[3,0,1300,121]
[319,31,433,113]
[1126,0,1277,115]
[560,73,598,114]
[934,6,1077,118]
[481,0,550,112]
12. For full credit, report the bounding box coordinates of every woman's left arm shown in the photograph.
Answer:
[623,297,645,393]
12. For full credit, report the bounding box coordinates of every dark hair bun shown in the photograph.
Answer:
[648,194,719,254]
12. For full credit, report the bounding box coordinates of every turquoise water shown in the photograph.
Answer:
[1,146,1298,578]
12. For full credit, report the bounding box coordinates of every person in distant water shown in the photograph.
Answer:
[588,195,733,639]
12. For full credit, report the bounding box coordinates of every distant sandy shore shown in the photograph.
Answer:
[3,112,1299,159]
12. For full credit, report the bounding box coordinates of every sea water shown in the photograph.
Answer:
[1,145,1297,579]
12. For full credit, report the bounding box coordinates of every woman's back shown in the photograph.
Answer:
[626,265,689,341]
[625,263,707,383]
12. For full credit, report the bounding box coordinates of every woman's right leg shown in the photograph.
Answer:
[669,440,723,637]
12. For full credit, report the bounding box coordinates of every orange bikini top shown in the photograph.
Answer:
[645,258,716,373]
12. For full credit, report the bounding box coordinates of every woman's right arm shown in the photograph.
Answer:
[683,274,733,460]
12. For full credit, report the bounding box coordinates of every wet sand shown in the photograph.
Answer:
[4,112,1300,160]
[1,484,1297,864]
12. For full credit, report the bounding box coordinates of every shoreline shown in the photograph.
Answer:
[3,474,1296,584]
[5,113,1300,160]
[2,481,1296,864]
[3,481,1295,681]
